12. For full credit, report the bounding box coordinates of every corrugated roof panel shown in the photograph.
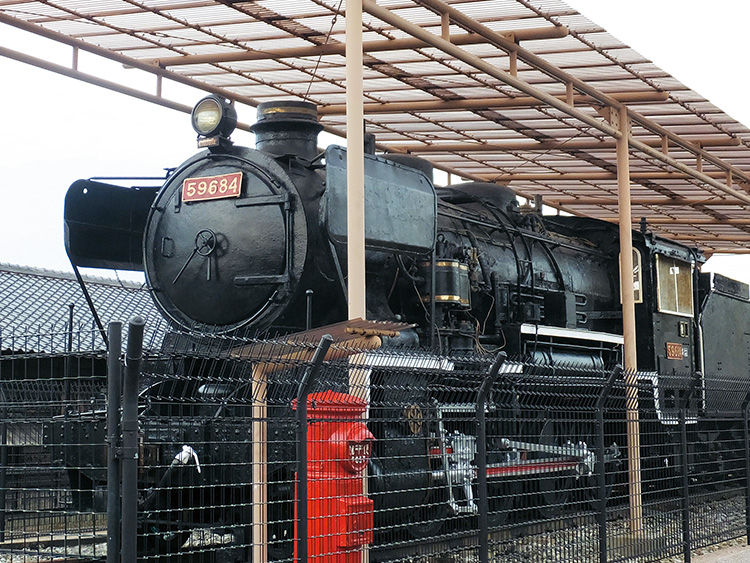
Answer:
[0,265,164,352]
[3,0,750,251]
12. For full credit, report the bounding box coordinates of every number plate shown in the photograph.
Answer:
[182,172,242,202]
[665,342,685,360]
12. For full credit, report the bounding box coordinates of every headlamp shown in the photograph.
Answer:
[191,96,237,139]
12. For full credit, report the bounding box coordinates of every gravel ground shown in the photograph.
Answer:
[690,539,750,563]
[387,494,747,562]
[0,495,745,563]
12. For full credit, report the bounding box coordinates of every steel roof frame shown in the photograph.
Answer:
[3,2,750,248]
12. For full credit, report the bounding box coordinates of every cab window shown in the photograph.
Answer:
[655,255,693,316]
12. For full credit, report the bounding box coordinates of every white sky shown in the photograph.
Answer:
[1,1,750,282]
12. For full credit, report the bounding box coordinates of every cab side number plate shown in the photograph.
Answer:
[666,342,685,360]
[183,172,242,202]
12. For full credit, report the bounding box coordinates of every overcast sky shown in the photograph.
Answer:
[1,1,749,282]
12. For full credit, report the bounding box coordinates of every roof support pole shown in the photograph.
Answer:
[617,107,643,533]
[346,14,369,561]
[346,0,366,321]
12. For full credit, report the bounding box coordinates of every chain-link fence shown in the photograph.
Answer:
[0,323,748,562]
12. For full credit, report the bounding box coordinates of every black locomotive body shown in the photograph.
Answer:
[60,96,750,556]
[64,96,722,372]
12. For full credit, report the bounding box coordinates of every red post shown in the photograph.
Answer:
[295,391,374,562]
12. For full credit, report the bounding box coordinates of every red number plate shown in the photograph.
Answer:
[182,172,242,202]
[665,342,684,360]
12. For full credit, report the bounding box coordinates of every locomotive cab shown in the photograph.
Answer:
[632,234,700,376]
[630,232,703,422]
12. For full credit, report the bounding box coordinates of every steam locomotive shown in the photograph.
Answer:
[61,96,750,556]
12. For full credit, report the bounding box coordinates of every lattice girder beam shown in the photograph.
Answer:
[145,27,568,67]
[317,91,669,115]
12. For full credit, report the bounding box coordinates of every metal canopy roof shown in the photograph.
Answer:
[3,0,750,255]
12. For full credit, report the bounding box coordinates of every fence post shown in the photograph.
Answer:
[0,326,3,539]
[0,419,6,543]
[106,321,122,563]
[680,406,691,563]
[596,365,621,563]
[296,335,333,563]
[476,352,507,563]
[679,373,700,563]
[121,317,145,563]
[744,403,750,545]
[0,348,10,543]
[0,328,6,543]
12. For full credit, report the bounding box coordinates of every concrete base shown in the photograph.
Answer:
[691,541,750,563]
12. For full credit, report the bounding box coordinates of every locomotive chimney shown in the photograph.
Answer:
[251,100,323,161]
